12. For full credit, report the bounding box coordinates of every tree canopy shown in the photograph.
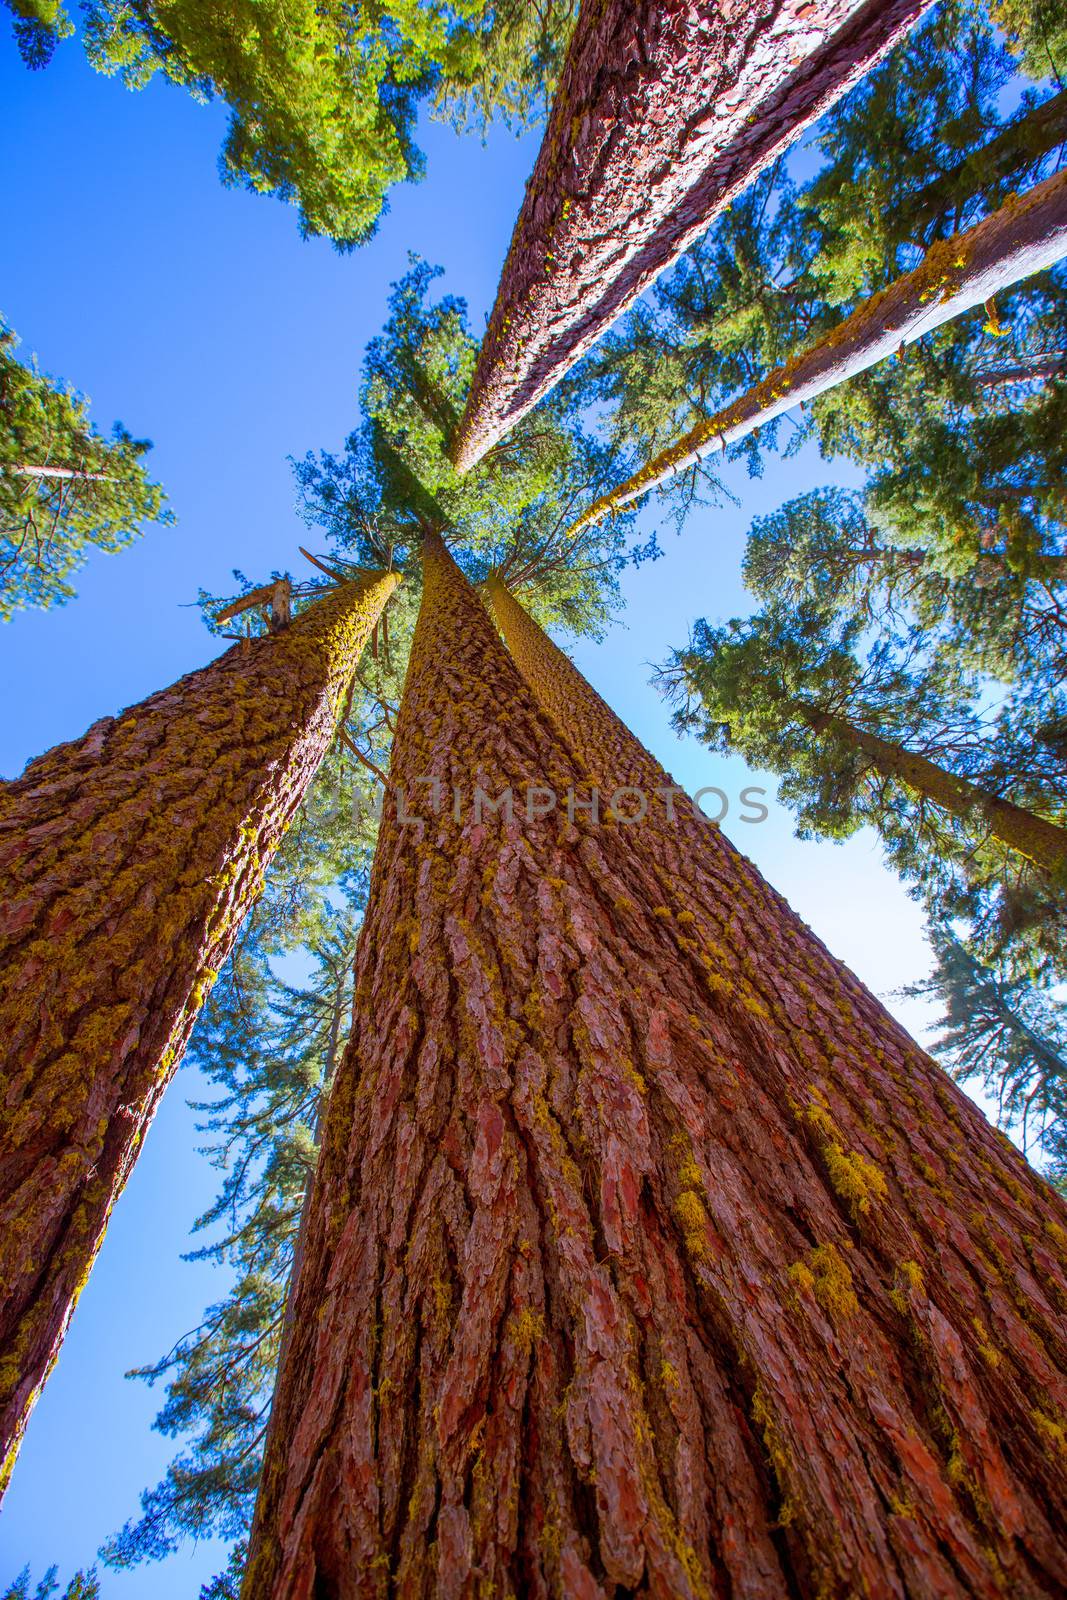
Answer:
[0,315,170,620]
[4,0,578,244]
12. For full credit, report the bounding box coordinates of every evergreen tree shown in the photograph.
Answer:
[563,167,1067,536]
[3,0,578,245]
[99,259,628,1587]
[994,0,1067,79]
[667,602,1067,870]
[565,2,1067,542]
[450,0,928,468]
[293,258,633,632]
[743,486,1067,687]
[902,921,1067,1187]
[1,1569,99,1600]
[98,599,411,1586]
[1,314,170,619]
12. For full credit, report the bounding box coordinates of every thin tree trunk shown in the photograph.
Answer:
[909,88,1067,240]
[802,704,1067,876]
[0,571,399,1495]
[7,465,113,482]
[450,0,934,473]
[246,549,1065,1598]
[564,168,1067,536]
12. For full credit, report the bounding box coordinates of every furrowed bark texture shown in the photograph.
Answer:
[802,706,1067,879]
[450,0,933,472]
[247,548,1067,1598]
[0,572,399,1494]
[565,167,1067,536]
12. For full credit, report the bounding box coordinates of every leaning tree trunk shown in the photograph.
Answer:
[449,0,933,472]
[908,86,1067,240]
[0,570,399,1495]
[799,704,1067,879]
[564,167,1067,537]
[246,544,1065,1598]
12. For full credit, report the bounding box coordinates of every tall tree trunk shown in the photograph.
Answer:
[246,547,1066,1598]
[0,571,399,1495]
[909,87,1067,240]
[563,168,1067,537]
[450,0,934,473]
[801,704,1067,877]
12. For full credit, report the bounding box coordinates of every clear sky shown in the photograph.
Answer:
[0,30,948,1597]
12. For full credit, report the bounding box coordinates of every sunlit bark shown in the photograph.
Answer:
[564,169,1067,536]
[0,571,399,1494]
[451,0,933,471]
[246,550,1066,1599]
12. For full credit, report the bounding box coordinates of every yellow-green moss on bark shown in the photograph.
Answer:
[0,571,398,1495]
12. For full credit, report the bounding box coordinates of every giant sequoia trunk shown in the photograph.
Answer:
[246,548,1065,1598]
[799,704,1067,879]
[450,0,932,471]
[0,571,398,1494]
[564,168,1067,537]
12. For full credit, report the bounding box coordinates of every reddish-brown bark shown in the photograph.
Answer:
[450,0,934,472]
[0,572,399,1495]
[247,548,1066,1598]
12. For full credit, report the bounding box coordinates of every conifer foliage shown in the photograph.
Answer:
[3,0,579,244]
[4,0,1067,1593]
[0,315,169,619]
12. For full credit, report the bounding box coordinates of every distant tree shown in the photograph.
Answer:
[100,908,364,1570]
[3,0,578,246]
[664,603,1067,876]
[0,1568,99,1600]
[0,315,170,619]
[743,487,1067,686]
[294,259,633,632]
[902,921,1067,1188]
[994,0,1067,79]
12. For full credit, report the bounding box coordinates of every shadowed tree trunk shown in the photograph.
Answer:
[797,703,1067,878]
[563,168,1067,537]
[246,546,1066,1598]
[0,570,399,1495]
[909,87,1067,240]
[450,0,934,472]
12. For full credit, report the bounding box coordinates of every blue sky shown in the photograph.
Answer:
[0,30,945,1597]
